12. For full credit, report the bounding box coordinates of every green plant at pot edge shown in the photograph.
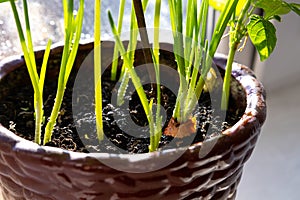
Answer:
[109,0,164,151]
[107,0,237,148]
[112,0,149,108]
[4,0,52,144]
[110,0,300,151]
[3,0,85,145]
[3,0,300,152]
[44,0,85,144]
[107,0,163,152]
[167,0,300,126]
[171,0,300,119]
[209,0,300,110]
[165,0,239,136]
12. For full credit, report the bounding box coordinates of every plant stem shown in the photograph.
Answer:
[151,0,162,152]
[184,0,194,80]
[111,0,126,81]
[132,0,162,151]
[168,0,187,123]
[148,100,156,152]
[23,0,37,71]
[182,0,209,120]
[221,0,252,110]
[221,42,237,110]
[116,0,149,106]
[9,0,44,144]
[209,0,239,57]
[9,0,39,100]
[34,40,52,144]
[109,11,164,152]
[23,0,43,145]
[44,0,84,144]
[108,10,151,130]
[44,0,71,144]
[132,0,155,82]
[94,0,104,141]
[190,0,239,112]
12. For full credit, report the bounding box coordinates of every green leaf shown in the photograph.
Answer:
[209,0,239,57]
[247,15,277,61]
[39,39,52,93]
[287,3,300,16]
[117,71,129,106]
[272,15,282,22]
[209,0,247,16]
[254,0,291,19]
[0,0,12,3]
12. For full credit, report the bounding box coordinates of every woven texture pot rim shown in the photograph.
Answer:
[0,40,267,166]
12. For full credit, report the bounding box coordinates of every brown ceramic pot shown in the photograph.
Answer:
[0,41,266,200]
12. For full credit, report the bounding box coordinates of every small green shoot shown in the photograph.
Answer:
[113,0,162,151]
[108,10,151,123]
[108,6,163,152]
[5,0,84,145]
[111,0,126,81]
[116,0,149,106]
[7,0,52,144]
[44,0,85,144]
[94,0,104,141]
[166,0,239,124]
[150,0,162,151]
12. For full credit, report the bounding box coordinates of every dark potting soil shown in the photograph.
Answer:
[0,51,245,154]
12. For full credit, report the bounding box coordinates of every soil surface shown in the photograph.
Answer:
[0,52,245,154]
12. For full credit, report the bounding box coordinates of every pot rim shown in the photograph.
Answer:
[0,40,266,165]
